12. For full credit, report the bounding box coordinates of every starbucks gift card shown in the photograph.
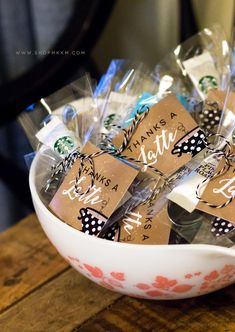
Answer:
[49,142,139,238]
[113,94,206,176]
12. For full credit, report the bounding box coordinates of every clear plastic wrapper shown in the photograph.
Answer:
[19,74,106,151]
[34,146,63,205]
[167,201,234,247]
[95,60,158,138]
[95,59,152,98]
[152,53,191,103]
[174,25,231,100]
[152,25,231,130]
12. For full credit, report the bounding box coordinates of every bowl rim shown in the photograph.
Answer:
[29,152,235,257]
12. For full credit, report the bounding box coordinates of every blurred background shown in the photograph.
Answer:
[0,0,234,231]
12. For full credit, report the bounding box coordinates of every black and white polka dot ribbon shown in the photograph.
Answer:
[199,100,221,133]
[211,217,235,237]
[196,133,235,209]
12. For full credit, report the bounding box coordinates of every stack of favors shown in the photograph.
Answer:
[20,26,235,248]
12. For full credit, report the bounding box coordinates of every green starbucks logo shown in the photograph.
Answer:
[198,75,218,94]
[54,136,74,155]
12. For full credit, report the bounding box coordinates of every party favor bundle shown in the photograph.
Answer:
[20,26,235,248]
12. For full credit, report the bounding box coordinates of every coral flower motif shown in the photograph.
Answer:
[152,276,177,290]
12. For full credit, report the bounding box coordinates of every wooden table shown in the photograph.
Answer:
[0,214,234,332]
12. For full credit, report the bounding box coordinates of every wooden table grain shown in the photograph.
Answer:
[0,214,234,332]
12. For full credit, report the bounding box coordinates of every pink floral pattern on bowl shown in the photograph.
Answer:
[199,265,235,293]
[135,276,194,298]
[66,256,125,291]
[66,255,235,299]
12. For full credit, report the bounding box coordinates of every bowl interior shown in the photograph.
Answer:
[29,152,235,255]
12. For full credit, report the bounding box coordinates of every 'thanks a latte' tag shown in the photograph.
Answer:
[197,153,235,225]
[113,94,205,176]
[118,202,171,245]
[49,142,138,238]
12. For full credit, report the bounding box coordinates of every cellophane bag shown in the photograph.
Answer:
[19,74,111,204]
[95,60,159,139]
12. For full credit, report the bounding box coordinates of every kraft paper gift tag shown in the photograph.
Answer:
[49,142,139,238]
[113,94,206,176]
[197,153,235,225]
[118,201,171,245]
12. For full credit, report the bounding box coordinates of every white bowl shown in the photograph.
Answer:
[29,154,235,300]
